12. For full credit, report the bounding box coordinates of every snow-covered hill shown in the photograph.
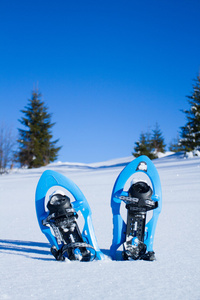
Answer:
[0,154,200,299]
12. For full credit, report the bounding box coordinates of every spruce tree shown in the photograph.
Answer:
[180,75,200,152]
[151,123,166,154]
[17,90,61,168]
[132,131,157,160]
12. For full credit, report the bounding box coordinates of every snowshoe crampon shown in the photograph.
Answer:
[35,170,104,261]
[110,155,162,261]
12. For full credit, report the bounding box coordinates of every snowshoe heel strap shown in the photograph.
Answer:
[61,242,96,262]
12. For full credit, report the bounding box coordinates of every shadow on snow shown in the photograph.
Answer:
[0,240,113,261]
[0,239,55,261]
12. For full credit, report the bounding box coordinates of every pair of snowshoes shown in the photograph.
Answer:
[35,155,162,262]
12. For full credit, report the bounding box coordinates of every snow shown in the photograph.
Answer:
[1,153,200,299]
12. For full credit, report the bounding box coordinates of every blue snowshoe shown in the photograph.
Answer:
[110,155,162,261]
[35,170,104,261]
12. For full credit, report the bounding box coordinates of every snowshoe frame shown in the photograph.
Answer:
[110,155,162,260]
[35,170,104,261]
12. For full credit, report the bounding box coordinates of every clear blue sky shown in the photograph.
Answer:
[0,0,200,163]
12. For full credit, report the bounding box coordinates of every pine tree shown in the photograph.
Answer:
[151,123,166,154]
[180,75,200,152]
[17,90,61,168]
[132,131,157,160]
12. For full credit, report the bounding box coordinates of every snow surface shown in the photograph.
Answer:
[1,153,200,299]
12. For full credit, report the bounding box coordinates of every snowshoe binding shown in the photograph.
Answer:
[110,155,162,261]
[43,191,96,261]
[121,181,157,260]
[35,170,104,261]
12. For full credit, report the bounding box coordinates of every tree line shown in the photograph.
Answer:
[133,74,200,159]
[0,74,200,173]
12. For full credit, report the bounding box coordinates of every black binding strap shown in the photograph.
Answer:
[61,242,96,261]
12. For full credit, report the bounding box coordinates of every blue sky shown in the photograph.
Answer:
[0,0,200,163]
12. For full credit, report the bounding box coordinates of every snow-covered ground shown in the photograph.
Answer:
[0,153,200,300]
